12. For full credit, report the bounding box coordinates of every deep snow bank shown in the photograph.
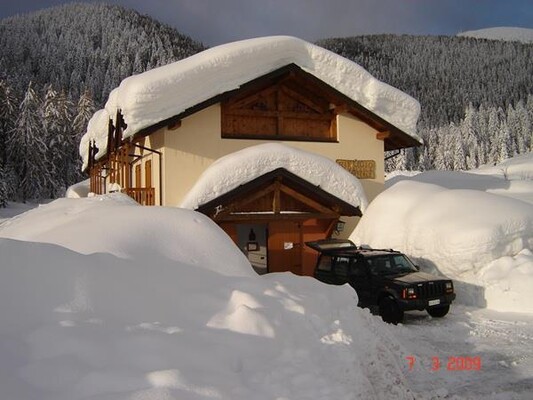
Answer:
[0,193,252,277]
[0,195,417,399]
[352,156,533,313]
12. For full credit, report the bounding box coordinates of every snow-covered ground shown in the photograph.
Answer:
[0,194,417,400]
[1,153,533,399]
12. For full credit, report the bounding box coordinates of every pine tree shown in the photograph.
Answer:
[0,164,8,208]
[43,85,74,197]
[8,83,51,202]
[0,80,18,167]
[72,90,95,179]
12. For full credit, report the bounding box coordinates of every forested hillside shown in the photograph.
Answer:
[0,2,204,103]
[318,35,533,171]
[0,3,204,204]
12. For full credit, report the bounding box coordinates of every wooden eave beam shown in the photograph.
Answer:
[376,131,391,141]
[279,183,336,214]
[214,212,340,222]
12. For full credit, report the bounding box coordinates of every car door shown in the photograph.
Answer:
[349,257,372,305]
[330,256,350,285]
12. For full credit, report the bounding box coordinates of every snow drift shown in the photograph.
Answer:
[0,194,417,399]
[352,154,533,313]
[180,143,368,211]
[80,35,421,168]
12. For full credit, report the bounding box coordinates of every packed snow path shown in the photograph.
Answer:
[397,306,533,399]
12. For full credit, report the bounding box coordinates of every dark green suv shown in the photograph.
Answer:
[307,239,456,324]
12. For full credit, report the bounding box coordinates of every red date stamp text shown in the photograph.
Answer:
[406,356,482,371]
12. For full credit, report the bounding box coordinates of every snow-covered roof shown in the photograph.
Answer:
[79,108,110,169]
[180,143,368,212]
[80,36,421,168]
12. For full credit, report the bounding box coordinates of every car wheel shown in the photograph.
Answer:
[427,304,450,318]
[379,296,404,324]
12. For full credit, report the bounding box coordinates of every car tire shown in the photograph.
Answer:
[427,304,450,318]
[379,296,404,324]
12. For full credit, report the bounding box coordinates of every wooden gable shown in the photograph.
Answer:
[196,168,361,222]
[221,73,337,141]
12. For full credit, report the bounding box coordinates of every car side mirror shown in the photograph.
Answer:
[415,265,420,271]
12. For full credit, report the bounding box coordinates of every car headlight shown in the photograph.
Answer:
[445,282,453,292]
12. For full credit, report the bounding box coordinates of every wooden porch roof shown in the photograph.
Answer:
[196,167,362,221]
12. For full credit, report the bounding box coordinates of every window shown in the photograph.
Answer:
[367,256,392,275]
[350,260,367,278]
[317,255,332,271]
[334,256,350,278]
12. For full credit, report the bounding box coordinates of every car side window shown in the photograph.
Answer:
[334,256,350,278]
[367,256,392,275]
[317,255,332,271]
[350,259,367,278]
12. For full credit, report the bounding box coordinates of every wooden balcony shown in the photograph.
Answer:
[124,187,155,206]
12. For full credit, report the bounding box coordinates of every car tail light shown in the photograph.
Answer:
[402,288,417,299]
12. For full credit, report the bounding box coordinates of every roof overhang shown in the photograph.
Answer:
[134,64,422,151]
[196,167,362,221]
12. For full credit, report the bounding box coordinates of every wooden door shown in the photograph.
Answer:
[268,221,302,275]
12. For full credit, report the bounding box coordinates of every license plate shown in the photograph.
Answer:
[428,299,440,306]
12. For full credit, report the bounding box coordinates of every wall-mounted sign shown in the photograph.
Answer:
[336,159,376,179]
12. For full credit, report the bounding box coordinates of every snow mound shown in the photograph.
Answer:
[458,27,533,43]
[80,35,421,168]
[180,143,368,211]
[66,179,90,199]
[0,195,418,399]
[353,156,533,313]
[0,193,253,277]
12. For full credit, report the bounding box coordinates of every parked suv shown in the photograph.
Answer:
[307,239,456,324]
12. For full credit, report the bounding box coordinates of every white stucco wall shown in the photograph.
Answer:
[160,104,385,222]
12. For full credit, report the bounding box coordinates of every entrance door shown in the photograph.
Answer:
[268,221,302,275]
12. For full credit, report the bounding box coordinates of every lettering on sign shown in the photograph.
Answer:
[336,159,376,179]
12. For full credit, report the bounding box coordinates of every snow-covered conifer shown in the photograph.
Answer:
[9,83,51,201]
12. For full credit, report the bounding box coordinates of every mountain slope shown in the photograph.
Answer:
[458,27,533,44]
[0,2,205,104]
[317,34,533,127]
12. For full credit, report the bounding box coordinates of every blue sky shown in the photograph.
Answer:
[1,0,532,45]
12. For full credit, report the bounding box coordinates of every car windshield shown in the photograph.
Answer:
[367,254,418,275]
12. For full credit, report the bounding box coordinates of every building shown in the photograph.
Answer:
[81,36,421,275]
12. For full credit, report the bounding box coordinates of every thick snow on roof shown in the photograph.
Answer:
[180,143,368,211]
[351,154,533,314]
[80,35,421,167]
[0,194,417,399]
[458,27,533,43]
[79,108,110,170]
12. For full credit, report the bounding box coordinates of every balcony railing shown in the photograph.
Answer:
[124,187,155,206]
